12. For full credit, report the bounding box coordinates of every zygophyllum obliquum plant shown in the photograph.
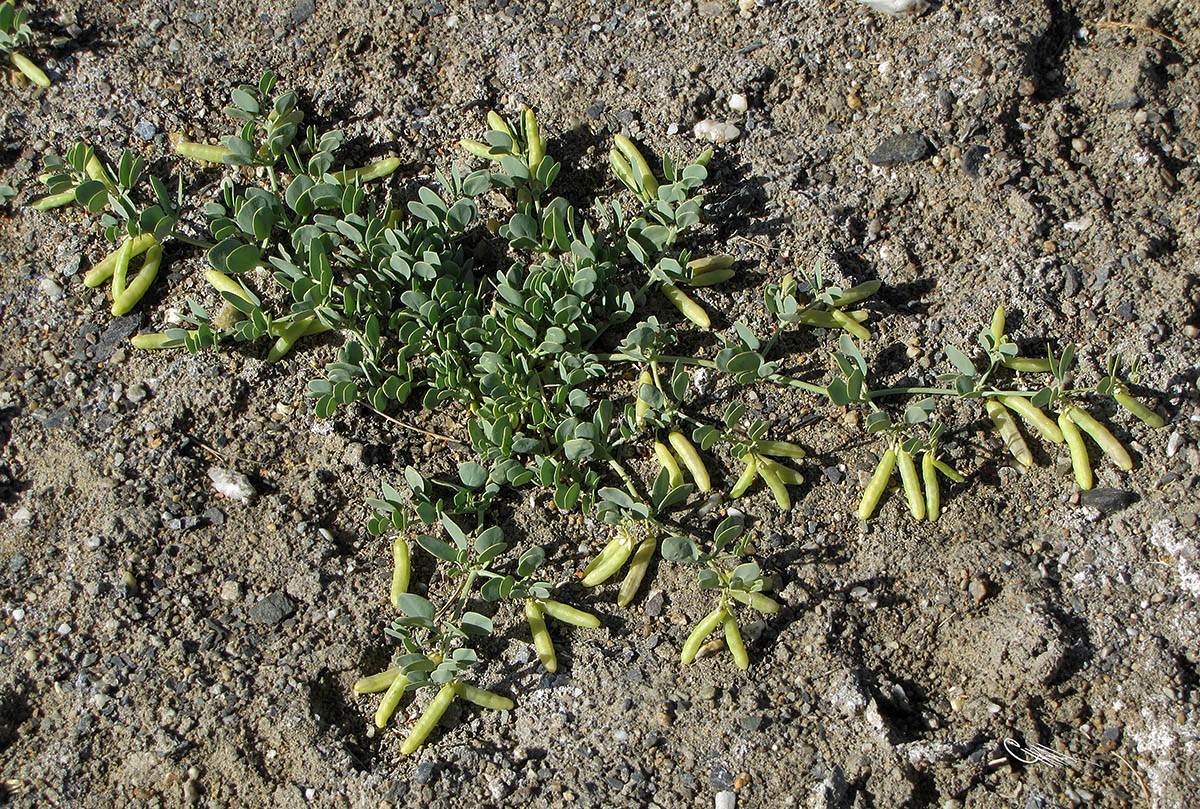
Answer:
[30,71,1168,755]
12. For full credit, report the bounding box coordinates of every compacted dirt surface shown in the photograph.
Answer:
[2,1,1199,807]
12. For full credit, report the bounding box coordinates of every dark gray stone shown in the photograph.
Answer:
[709,761,735,790]
[290,0,316,24]
[413,761,438,786]
[868,133,929,167]
[249,592,295,625]
[1079,488,1137,514]
[962,145,989,178]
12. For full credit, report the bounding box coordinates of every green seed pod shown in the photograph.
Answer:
[1001,356,1053,373]
[653,440,685,488]
[266,315,316,363]
[668,431,711,492]
[728,455,758,499]
[932,458,965,483]
[400,683,458,754]
[758,457,803,486]
[829,280,882,308]
[10,52,50,88]
[175,141,233,164]
[30,189,76,211]
[608,149,638,194]
[1058,411,1093,490]
[686,269,736,287]
[617,535,656,608]
[581,535,634,587]
[111,243,163,316]
[634,370,653,424]
[457,684,513,712]
[525,599,556,673]
[1113,390,1164,429]
[110,236,135,299]
[1067,406,1133,471]
[204,269,253,303]
[830,308,871,340]
[730,590,781,615]
[858,449,896,521]
[486,111,514,140]
[681,607,726,665]
[83,233,157,287]
[372,670,410,729]
[897,448,925,521]
[986,399,1034,467]
[354,667,401,695]
[922,451,940,522]
[390,538,411,607]
[686,255,736,274]
[661,283,711,329]
[539,599,601,629]
[130,333,180,350]
[458,139,494,160]
[330,157,401,184]
[997,394,1064,444]
[756,440,807,459]
[756,463,792,511]
[722,614,749,671]
[990,305,1006,346]
[522,109,544,172]
[613,134,658,198]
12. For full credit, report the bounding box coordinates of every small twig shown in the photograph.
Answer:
[365,405,463,446]
[1113,751,1153,806]
[1089,20,1187,49]
[732,235,776,251]
[187,436,262,469]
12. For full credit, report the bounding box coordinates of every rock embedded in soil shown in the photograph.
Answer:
[868,133,929,166]
[1079,488,1136,515]
[249,592,295,625]
[208,467,256,502]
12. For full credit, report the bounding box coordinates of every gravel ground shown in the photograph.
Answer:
[2,1,1199,808]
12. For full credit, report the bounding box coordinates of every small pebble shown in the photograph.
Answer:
[728,93,748,113]
[715,791,736,809]
[694,119,741,144]
[208,467,256,502]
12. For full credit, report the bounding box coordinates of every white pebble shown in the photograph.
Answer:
[11,608,25,621]
[878,60,893,76]
[1167,431,1182,457]
[728,93,748,113]
[207,467,256,502]
[57,623,71,636]
[693,118,741,144]
[9,506,32,526]
[857,0,929,15]
[39,277,64,300]
[716,790,737,809]
[666,123,679,136]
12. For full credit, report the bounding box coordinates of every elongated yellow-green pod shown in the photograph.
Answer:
[722,614,749,671]
[1059,411,1093,490]
[83,233,157,287]
[1113,390,1164,429]
[681,607,726,665]
[932,458,965,483]
[525,599,556,673]
[609,149,638,193]
[635,370,653,424]
[522,109,544,172]
[990,305,1005,346]
[795,310,870,328]
[896,448,925,520]
[613,134,658,198]
[830,308,871,340]
[266,315,316,363]
[757,463,791,511]
[175,141,233,164]
[130,333,181,350]
[110,236,135,299]
[695,148,714,167]
[661,283,711,329]
[10,52,50,87]
[1001,356,1052,373]
[998,394,1064,444]
[373,671,410,729]
[354,667,402,694]
[829,280,882,308]
[731,590,781,614]
[686,255,735,274]
[581,535,634,587]
[756,440,806,459]
[539,599,601,628]
[758,457,803,486]
[668,431,711,492]
[922,451,940,522]
[986,400,1033,466]
[459,139,494,160]
[111,243,163,316]
[858,449,896,521]
[330,157,401,184]
[617,535,656,608]
[30,189,76,210]
[653,440,685,488]
[1067,406,1133,471]
[390,538,410,607]
[687,269,736,287]
[457,683,513,712]
[487,111,514,141]
[729,455,758,499]
[400,683,458,754]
